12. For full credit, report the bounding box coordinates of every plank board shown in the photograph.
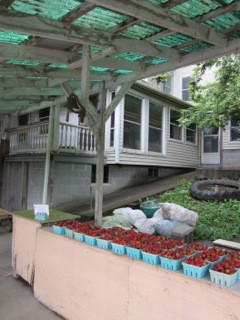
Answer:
[213,239,240,251]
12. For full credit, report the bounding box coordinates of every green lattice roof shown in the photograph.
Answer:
[0,0,239,112]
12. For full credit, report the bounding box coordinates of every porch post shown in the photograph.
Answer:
[95,89,106,226]
[42,106,54,204]
[52,105,60,151]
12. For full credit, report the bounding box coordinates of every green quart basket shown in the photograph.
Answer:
[140,201,161,218]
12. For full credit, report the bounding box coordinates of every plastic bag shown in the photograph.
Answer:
[102,214,133,230]
[134,218,155,235]
[113,207,146,225]
[155,220,175,237]
[161,203,198,226]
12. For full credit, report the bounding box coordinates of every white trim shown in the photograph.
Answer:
[142,97,149,153]
[185,124,198,146]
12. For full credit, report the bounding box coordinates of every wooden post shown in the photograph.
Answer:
[95,89,106,226]
[42,106,54,204]
[52,105,60,151]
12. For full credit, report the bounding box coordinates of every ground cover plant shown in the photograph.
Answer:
[153,180,240,241]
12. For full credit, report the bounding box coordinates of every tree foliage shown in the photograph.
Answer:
[180,54,240,129]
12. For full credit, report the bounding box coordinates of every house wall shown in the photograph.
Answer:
[105,87,200,168]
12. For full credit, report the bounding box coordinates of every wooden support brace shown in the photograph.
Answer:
[103,81,133,123]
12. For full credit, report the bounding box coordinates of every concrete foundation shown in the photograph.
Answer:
[1,155,185,211]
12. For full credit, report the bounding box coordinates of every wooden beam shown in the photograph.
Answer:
[0,87,64,96]
[42,106,54,204]
[101,38,240,89]
[0,0,14,8]
[0,78,49,88]
[0,42,79,65]
[0,9,180,64]
[91,57,145,72]
[94,89,106,226]
[0,64,114,81]
[145,1,240,45]
[103,81,133,122]
[146,30,175,43]
[81,45,99,133]
[85,0,227,46]
[0,9,112,46]
[196,1,240,23]
[162,0,187,10]
[61,3,96,23]
[108,17,141,34]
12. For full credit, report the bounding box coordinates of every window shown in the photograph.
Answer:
[186,123,196,143]
[182,76,192,101]
[170,109,182,140]
[162,74,172,94]
[39,107,50,121]
[91,165,109,183]
[230,116,240,141]
[110,92,115,147]
[18,114,29,126]
[148,102,163,153]
[203,127,219,153]
[123,94,142,150]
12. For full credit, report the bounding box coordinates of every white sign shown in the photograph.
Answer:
[34,204,49,220]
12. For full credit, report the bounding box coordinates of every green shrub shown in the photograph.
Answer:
[153,180,240,241]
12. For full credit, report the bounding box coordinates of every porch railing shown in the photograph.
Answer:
[59,123,96,152]
[6,121,96,154]
[6,121,49,153]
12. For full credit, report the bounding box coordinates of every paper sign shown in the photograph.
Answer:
[34,204,49,220]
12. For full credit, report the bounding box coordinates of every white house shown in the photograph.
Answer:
[0,82,199,211]
[148,65,240,168]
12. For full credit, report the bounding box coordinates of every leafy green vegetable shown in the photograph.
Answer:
[152,180,240,241]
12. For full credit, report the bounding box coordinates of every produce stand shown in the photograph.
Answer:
[32,227,240,320]
[11,209,78,284]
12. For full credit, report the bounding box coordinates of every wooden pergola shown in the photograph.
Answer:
[0,0,240,224]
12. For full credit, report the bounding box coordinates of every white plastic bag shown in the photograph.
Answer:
[113,207,146,225]
[161,203,198,226]
[134,218,155,235]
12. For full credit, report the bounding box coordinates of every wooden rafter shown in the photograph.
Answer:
[0,0,14,8]
[0,64,114,81]
[196,1,240,23]
[0,9,180,60]
[108,17,141,34]
[61,3,96,23]
[162,0,188,10]
[0,87,64,97]
[101,38,240,90]
[85,0,227,47]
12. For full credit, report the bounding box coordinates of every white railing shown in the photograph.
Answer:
[6,122,96,154]
[6,121,49,153]
[59,123,96,152]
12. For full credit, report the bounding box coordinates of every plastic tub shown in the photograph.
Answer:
[140,201,161,218]
[84,235,97,246]
[73,231,85,242]
[112,243,126,255]
[52,225,65,235]
[160,256,185,271]
[126,247,142,260]
[182,262,210,279]
[96,238,112,250]
[209,269,238,286]
[142,252,160,265]
[65,228,74,238]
